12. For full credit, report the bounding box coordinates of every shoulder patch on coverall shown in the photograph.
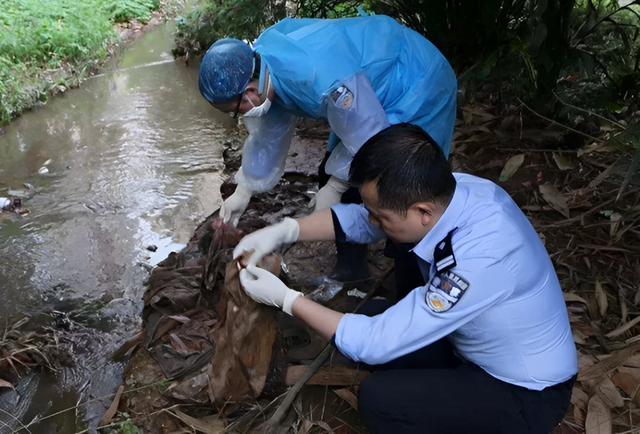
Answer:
[330,85,353,108]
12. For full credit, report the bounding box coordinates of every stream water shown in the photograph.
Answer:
[0,24,235,433]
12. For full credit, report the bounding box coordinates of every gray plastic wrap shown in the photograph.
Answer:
[323,71,390,181]
[235,104,298,193]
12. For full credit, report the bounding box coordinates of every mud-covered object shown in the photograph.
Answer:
[139,216,283,413]
[207,256,280,410]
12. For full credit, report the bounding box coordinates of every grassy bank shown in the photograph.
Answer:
[0,0,160,124]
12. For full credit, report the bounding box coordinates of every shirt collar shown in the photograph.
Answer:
[412,176,466,264]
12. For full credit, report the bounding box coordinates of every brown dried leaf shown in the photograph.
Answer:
[609,212,622,237]
[595,281,608,318]
[611,372,640,406]
[622,354,640,368]
[605,315,640,338]
[553,152,574,170]
[578,341,640,382]
[539,183,570,218]
[565,292,589,305]
[499,154,525,182]
[578,354,598,371]
[595,377,624,408]
[462,106,496,125]
[298,419,313,434]
[571,387,590,411]
[574,406,586,430]
[585,395,611,434]
[298,419,333,434]
[334,388,359,410]
[619,288,628,324]
[572,329,587,345]
[169,409,225,434]
[98,385,124,427]
[0,379,14,389]
[459,132,495,144]
[617,366,640,382]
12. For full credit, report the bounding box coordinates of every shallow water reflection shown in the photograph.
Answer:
[0,23,235,431]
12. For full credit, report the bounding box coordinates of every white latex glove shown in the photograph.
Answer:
[239,265,302,315]
[220,184,253,227]
[311,176,350,211]
[233,217,300,268]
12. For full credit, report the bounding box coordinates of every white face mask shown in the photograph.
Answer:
[243,97,271,118]
[243,78,272,118]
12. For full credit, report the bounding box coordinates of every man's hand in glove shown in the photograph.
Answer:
[239,265,302,315]
[220,184,253,227]
[311,175,349,211]
[233,218,300,268]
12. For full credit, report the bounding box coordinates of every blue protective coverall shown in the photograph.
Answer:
[236,15,458,193]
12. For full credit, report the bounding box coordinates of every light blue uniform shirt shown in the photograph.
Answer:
[332,173,578,391]
[236,16,457,192]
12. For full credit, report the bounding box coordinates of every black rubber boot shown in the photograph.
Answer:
[330,241,370,282]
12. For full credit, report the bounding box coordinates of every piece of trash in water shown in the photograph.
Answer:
[38,166,49,174]
[1,196,23,213]
[347,288,367,299]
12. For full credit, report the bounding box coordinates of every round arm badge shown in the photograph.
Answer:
[426,270,469,313]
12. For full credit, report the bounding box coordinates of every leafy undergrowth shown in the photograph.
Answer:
[0,0,162,124]
[453,103,640,434]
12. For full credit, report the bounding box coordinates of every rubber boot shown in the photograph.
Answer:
[330,241,370,282]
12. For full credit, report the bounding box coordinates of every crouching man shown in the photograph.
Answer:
[234,123,578,434]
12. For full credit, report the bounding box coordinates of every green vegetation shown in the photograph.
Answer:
[0,0,159,124]
[174,0,639,131]
[173,0,373,56]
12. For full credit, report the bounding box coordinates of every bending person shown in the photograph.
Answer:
[235,123,578,434]
[198,15,457,223]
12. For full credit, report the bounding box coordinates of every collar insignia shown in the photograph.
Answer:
[433,228,457,273]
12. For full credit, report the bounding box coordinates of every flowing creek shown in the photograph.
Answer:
[0,24,234,433]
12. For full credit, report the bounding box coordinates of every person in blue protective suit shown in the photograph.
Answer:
[198,15,457,281]
[198,15,457,216]
[233,123,578,434]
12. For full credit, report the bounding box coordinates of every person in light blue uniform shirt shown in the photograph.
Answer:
[198,15,457,226]
[234,124,578,433]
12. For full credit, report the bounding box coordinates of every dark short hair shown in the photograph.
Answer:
[349,123,456,214]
